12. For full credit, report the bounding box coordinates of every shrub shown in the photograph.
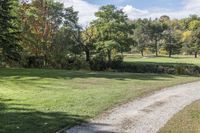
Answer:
[111,62,200,75]
[90,56,108,71]
[111,55,124,68]
[65,57,90,70]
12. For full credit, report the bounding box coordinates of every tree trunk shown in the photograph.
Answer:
[85,49,90,62]
[155,39,158,57]
[195,52,198,58]
[107,49,112,65]
[169,49,172,58]
[141,50,144,57]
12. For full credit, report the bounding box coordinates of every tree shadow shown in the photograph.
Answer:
[0,68,194,133]
[0,68,180,83]
[66,122,120,133]
[0,98,87,133]
[0,98,121,133]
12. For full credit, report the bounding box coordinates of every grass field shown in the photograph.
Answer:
[124,55,200,66]
[0,69,199,133]
[159,100,200,133]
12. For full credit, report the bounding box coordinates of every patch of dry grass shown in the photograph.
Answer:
[159,100,200,133]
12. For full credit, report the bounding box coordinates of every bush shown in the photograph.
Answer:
[111,55,124,68]
[111,62,200,75]
[90,56,108,71]
[24,56,45,68]
[65,57,90,70]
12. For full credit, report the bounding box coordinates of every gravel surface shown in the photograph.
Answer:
[66,81,200,133]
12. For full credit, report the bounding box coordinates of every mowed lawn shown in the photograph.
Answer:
[0,68,199,133]
[124,55,200,66]
[159,100,200,133]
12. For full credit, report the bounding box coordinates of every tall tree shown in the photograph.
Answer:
[148,19,166,56]
[190,27,200,58]
[92,5,132,63]
[133,19,150,56]
[162,29,182,57]
[81,26,97,62]
[181,15,200,58]
[161,17,182,57]
[53,6,79,57]
[0,0,21,63]
[20,0,79,67]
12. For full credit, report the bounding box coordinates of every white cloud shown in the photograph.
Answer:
[123,5,149,18]
[122,0,200,20]
[57,0,200,25]
[184,0,200,10]
[58,0,99,26]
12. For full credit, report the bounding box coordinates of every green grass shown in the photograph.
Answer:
[0,68,199,133]
[159,100,200,133]
[124,55,200,66]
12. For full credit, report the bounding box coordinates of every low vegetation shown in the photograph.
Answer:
[0,68,199,133]
[159,100,200,133]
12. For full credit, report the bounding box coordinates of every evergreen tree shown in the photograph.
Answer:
[0,0,21,63]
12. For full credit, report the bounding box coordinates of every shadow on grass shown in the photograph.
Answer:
[0,68,180,82]
[0,98,120,133]
[0,98,87,133]
[0,69,195,133]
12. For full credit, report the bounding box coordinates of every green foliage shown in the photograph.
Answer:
[92,5,133,62]
[111,62,200,75]
[188,27,200,58]
[133,19,150,56]
[0,0,21,64]
[90,54,108,71]
[1,0,200,70]
[162,20,183,57]
[20,0,80,67]
[148,19,166,56]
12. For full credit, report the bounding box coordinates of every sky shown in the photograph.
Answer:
[58,0,200,25]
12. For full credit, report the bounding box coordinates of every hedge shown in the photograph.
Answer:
[111,62,200,75]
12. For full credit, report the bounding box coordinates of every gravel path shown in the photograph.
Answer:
[66,81,200,133]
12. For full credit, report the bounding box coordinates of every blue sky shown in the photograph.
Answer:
[61,0,200,25]
[86,0,183,10]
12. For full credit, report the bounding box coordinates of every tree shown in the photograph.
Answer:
[20,0,80,67]
[190,27,200,58]
[181,15,200,57]
[92,5,132,63]
[148,19,166,56]
[133,19,150,56]
[81,26,97,62]
[161,18,182,57]
[163,30,182,57]
[53,6,80,58]
[0,0,21,63]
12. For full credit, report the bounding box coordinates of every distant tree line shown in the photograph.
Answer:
[0,0,200,69]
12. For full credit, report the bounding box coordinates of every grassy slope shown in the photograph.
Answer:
[0,68,199,133]
[124,55,200,66]
[159,100,200,133]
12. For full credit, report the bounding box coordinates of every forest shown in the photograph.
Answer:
[1,0,200,71]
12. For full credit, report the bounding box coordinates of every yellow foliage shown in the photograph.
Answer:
[182,31,192,42]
